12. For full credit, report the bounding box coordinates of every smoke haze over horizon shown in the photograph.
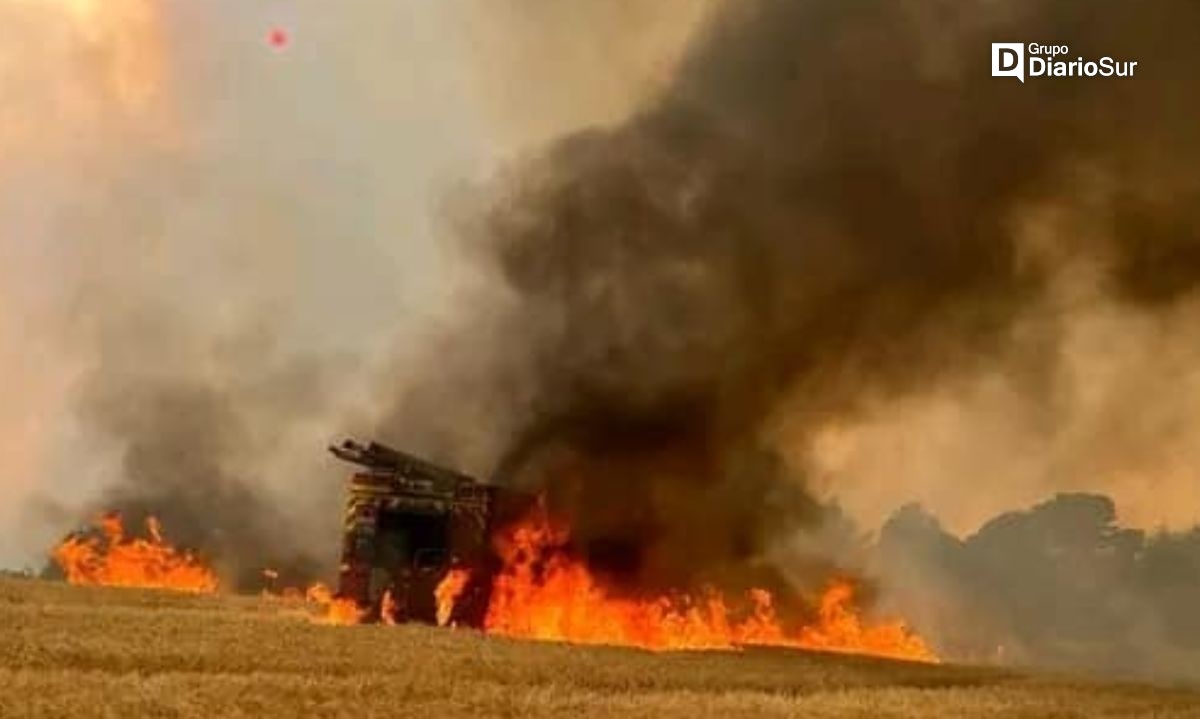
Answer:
[0,0,715,572]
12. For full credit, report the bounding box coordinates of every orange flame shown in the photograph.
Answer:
[380,589,398,626]
[471,507,936,661]
[51,514,219,593]
[434,568,471,627]
[304,582,364,626]
[795,579,933,659]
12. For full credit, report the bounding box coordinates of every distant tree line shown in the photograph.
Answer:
[877,493,1200,681]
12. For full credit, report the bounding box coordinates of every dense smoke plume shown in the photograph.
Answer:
[383,0,1200,611]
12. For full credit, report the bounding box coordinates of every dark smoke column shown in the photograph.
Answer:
[396,0,1200,600]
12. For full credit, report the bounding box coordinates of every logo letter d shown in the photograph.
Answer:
[992,43,1025,83]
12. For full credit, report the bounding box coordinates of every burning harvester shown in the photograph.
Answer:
[326,439,937,662]
[330,438,532,625]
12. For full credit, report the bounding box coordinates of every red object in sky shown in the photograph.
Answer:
[266,27,290,50]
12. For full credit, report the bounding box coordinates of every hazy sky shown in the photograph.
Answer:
[0,1,493,566]
[0,0,709,567]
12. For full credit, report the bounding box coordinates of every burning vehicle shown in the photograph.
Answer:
[330,438,532,625]
[328,438,936,660]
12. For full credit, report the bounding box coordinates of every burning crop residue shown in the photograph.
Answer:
[438,505,935,662]
[48,505,931,662]
[793,580,933,661]
[304,582,364,626]
[51,514,361,625]
[258,576,367,626]
[52,513,219,593]
[435,568,471,627]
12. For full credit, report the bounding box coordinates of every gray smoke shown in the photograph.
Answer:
[878,494,1200,682]
[4,1,492,585]
[69,313,347,586]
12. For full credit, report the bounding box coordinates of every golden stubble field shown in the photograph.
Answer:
[1,578,1198,718]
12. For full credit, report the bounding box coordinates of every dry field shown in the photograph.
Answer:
[1,578,1198,718]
